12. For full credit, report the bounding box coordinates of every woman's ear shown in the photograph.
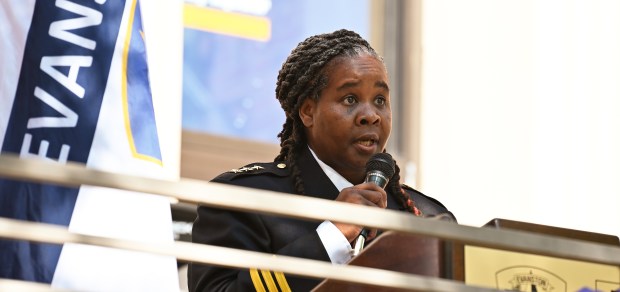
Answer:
[299,98,316,127]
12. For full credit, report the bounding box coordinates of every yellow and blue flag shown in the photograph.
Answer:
[0,0,178,290]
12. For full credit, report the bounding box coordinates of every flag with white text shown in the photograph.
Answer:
[0,0,179,290]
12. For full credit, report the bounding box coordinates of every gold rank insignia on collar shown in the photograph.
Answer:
[228,165,264,173]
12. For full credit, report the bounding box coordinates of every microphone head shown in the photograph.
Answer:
[365,152,396,179]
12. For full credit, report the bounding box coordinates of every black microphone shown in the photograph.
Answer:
[352,152,395,256]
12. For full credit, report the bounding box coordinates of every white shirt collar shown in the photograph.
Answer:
[308,146,353,192]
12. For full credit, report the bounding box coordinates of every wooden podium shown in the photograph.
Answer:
[312,231,456,291]
[484,218,619,245]
[466,219,619,291]
[312,219,620,291]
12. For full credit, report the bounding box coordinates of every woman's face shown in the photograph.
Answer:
[300,54,392,184]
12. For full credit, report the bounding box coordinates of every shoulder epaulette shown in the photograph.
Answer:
[401,183,449,209]
[213,162,290,181]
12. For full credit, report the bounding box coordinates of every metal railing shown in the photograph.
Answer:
[1,154,619,291]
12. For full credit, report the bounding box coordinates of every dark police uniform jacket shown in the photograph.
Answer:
[188,147,455,292]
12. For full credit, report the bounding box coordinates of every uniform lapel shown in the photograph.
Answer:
[296,147,340,200]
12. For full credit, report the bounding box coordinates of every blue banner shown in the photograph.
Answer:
[0,0,125,282]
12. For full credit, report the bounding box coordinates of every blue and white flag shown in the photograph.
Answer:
[0,0,179,291]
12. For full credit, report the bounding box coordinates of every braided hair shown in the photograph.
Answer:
[273,29,419,215]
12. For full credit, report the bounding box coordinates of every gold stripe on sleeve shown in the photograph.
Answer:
[274,271,291,292]
[260,269,278,292]
[249,268,266,292]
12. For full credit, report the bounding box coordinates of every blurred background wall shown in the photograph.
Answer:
[418,0,620,236]
[178,0,620,239]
